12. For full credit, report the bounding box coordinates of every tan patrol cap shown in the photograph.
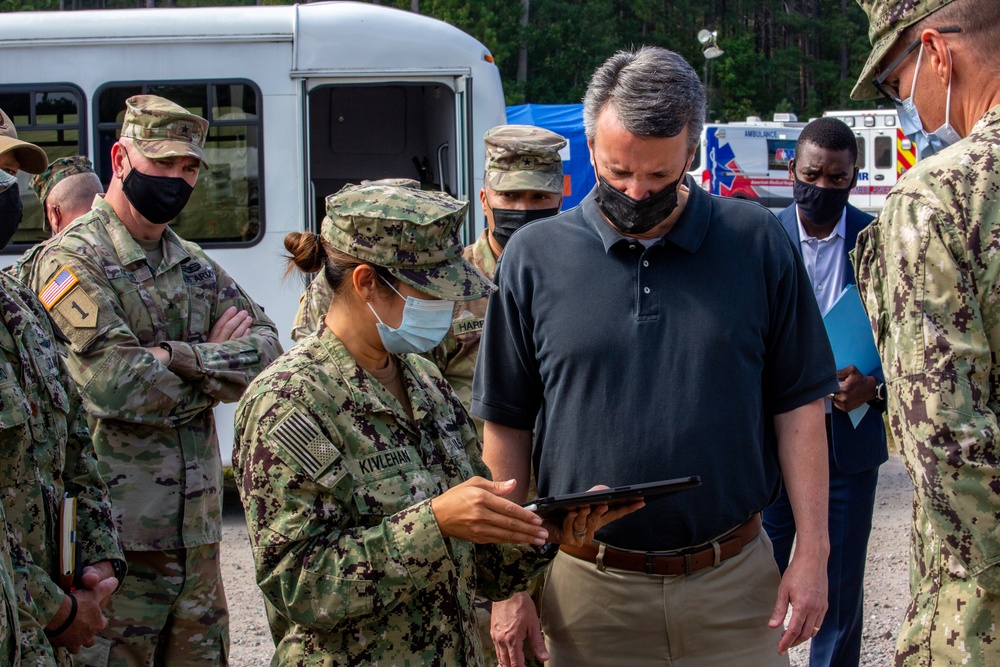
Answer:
[120,95,210,169]
[484,124,566,194]
[852,0,957,100]
[0,108,49,175]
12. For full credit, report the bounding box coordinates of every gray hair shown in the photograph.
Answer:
[583,46,706,152]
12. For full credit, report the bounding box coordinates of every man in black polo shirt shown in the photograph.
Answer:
[474,46,839,667]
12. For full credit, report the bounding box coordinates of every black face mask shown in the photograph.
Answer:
[122,151,195,225]
[595,175,682,235]
[791,165,855,227]
[0,182,23,250]
[489,206,560,248]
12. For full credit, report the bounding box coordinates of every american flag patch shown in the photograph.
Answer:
[38,267,79,310]
[270,411,340,479]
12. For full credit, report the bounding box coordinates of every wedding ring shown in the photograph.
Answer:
[573,530,587,538]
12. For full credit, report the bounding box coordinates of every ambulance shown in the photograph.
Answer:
[692,114,804,210]
[822,109,916,212]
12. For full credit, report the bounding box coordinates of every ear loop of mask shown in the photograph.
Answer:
[366,274,400,325]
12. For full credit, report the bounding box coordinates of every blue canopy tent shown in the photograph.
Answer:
[505,103,594,210]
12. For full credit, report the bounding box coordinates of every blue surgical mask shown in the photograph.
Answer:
[896,43,962,160]
[367,278,454,354]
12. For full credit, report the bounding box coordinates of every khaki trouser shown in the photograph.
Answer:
[540,531,788,666]
[77,543,229,667]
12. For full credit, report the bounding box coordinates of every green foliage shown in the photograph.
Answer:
[0,0,887,118]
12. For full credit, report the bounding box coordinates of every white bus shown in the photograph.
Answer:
[0,2,507,463]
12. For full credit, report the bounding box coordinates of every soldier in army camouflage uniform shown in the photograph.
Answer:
[0,123,126,667]
[26,95,283,666]
[852,0,1000,664]
[235,183,632,666]
[9,156,105,287]
[32,156,104,236]
[428,125,565,432]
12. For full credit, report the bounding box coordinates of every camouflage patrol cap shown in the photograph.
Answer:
[0,170,14,193]
[320,177,422,241]
[484,125,566,194]
[852,0,957,100]
[29,156,96,205]
[322,183,494,301]
[0,107,48,175]
[120,95,210,168]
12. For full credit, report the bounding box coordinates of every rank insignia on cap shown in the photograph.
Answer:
[38,266,79,310]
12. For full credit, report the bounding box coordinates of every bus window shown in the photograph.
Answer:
[875,136,893,169]
[0,86,86,247]
[95,80,263,246]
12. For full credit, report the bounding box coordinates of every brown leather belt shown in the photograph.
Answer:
[560,514,762,576]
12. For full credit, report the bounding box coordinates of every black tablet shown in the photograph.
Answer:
[522,476,701,520]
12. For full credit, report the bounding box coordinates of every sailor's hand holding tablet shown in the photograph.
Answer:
[522,476,702,544]
[429,477,644,547]
[537,484,646,547]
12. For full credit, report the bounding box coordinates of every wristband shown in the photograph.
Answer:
[45,592,77,638]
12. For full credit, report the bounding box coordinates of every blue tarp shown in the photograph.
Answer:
[506,103,594,210]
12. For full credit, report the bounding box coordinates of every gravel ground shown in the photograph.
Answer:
[220,455,913,666]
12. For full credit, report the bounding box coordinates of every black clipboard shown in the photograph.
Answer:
[523,476,701,520]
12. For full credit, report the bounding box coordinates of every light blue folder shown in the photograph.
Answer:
[822,285,880,427]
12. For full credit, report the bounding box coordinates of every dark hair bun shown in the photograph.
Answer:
[284,232,327,275]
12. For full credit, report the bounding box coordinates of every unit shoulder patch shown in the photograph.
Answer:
[53,286,98,329]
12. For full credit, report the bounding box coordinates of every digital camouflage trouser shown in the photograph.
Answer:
[895,505,1000,666]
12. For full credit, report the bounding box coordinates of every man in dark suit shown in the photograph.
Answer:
[763,117,888,667]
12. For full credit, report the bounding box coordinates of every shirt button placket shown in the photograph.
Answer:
[638,249,655,317]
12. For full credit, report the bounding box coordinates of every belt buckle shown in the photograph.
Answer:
[645,554,654,575]
[684,553,692,576]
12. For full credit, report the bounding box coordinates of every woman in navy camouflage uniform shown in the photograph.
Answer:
[233,183,635,666]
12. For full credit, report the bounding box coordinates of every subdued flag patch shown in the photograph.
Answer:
[39,266,79,310]
[270,410,339,479]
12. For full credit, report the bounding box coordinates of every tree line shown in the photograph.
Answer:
[0,0,886,120]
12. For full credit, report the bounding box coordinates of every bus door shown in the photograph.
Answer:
[302,75,473,239]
